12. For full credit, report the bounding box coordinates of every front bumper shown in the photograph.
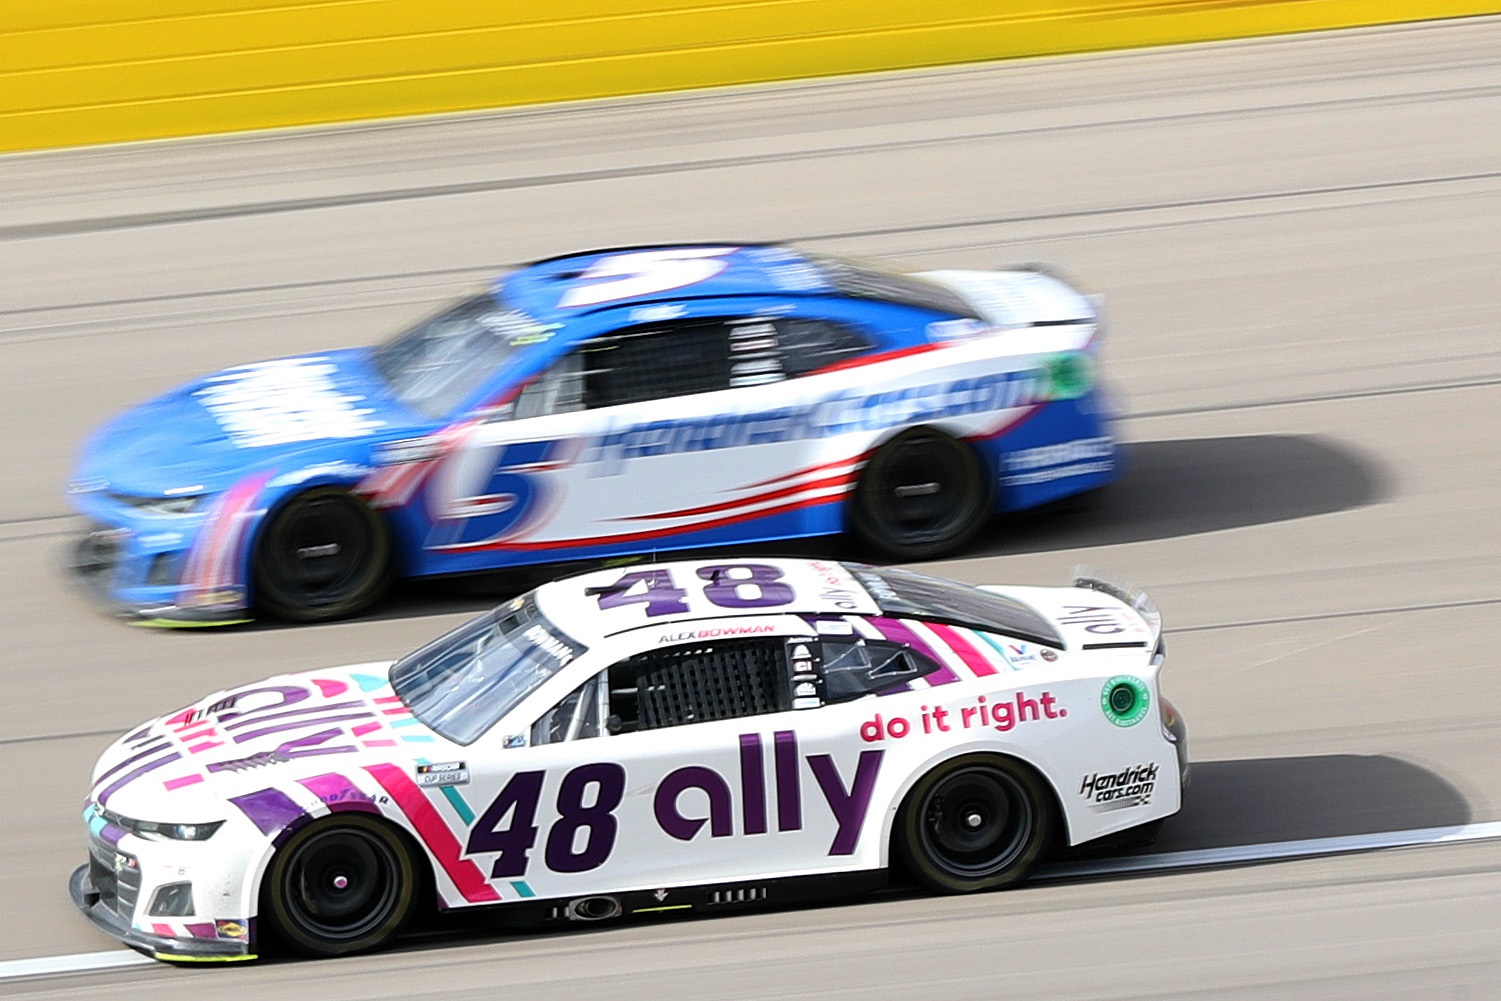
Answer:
[69,865,255,962]
[68,519,251,627]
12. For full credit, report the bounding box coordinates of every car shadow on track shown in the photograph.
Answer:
[226,432,1390,630]
[971,432,1392,557]
[1090,753,1471,858]
[374,756,1469,964]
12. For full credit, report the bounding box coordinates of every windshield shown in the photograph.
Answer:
[846,564,1065,648]
[389,596,585,744]
[372,293,550,418]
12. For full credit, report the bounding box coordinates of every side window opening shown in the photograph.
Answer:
[514,352,584,420]
[605,638,791,733]
[820,637,943,703]
[582,321,733,408]
[530,672,603,745]
[512,315,875,420]
[777,318,872,377]
[727,316,874,382]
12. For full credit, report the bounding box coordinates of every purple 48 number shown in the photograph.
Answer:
[467,762,626,877]
[593,563,795,617]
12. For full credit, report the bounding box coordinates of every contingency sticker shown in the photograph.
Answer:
[416,761,470,787]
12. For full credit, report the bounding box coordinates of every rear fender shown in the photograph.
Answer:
[875,742,1070,867]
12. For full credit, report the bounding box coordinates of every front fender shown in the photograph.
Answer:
[235,461,395,609]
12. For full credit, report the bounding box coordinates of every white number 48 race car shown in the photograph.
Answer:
[71,558,1188,961]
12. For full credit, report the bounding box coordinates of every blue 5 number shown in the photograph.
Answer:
[443,439,565,547]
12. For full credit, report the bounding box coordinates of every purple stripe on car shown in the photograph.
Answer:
[228,787,308,835]
[866,617,960,685]
[773,730,801,832]
[738,734,767,836]
[298,772,380,814]
[222,700,367,733]
[186,922,217,939]
[97,752,183,805]
[98,822,129,846]
[91,740,172,791]
[231,712,375,744]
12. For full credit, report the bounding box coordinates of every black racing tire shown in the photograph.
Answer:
[252,487,391,622]
[895,754,1052,894]
[849,428,991,561]
[264,816,418,958]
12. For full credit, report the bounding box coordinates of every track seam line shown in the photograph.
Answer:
[3,110,1500,242]
[1174,597,1501,633]
[6,819,1499,982]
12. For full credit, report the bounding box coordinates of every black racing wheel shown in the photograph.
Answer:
[264,816,418,957]
[849,428,990,560]
[253,487,391,622]
[895,755,1052,893]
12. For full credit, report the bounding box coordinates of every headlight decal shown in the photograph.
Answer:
[110,493,206,516]
[91,804,224,841]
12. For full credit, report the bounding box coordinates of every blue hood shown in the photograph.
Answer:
[74,349,433,497]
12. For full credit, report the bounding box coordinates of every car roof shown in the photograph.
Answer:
[497,245,835,324]
[532,557,881,644]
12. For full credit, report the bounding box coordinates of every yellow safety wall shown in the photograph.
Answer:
[2,1,1496,153]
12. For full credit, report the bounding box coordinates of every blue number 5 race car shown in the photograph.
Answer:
[68,245,1119,624]
[71,559,1186,960]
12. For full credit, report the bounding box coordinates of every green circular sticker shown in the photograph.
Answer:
[1100,676,1150,727]
[1045,352,1094,400]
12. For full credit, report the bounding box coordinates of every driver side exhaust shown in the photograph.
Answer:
[565,895,623,922]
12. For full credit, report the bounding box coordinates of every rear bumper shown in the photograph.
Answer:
[69,865,255,962]
[1163,696,1190,793]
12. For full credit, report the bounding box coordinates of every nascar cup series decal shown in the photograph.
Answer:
[1100,676,1150,727]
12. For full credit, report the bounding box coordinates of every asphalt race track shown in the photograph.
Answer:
[3,16,1501,998]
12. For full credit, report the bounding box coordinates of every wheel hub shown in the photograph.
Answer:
[297,543,342,559]
[919,768,1033,878]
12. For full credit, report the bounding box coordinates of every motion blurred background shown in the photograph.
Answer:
[4,2,1501,997]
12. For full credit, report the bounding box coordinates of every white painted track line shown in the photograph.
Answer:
[0,948,155,981]
[1040,819,1501,880]
[6,819,1501,983]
